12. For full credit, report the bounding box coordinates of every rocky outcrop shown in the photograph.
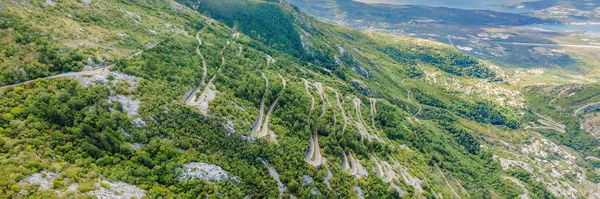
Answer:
[89,181,146,199]
[179,162,240,183]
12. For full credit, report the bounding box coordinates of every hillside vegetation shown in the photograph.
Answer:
[0,0,598,198]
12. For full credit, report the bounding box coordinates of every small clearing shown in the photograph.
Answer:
[267,55,276,66]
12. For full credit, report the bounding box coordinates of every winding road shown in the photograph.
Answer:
[342,153,350,172]
[353,98,383,142]
[342,152,368,177]
[303,79,323,167]
[368,98,385,143]
[304,134,323,167]
[251,72,269,138]
[258,74,287,142]
[195,31,207,85]
[329,87,348,135]
[183,29,208,104]
[353,98,368,141]
[313,82,328,137]
[323,160,333,190]
[369,98,377,129]
[303,79,316,125]
[185,30,231,115]
[371,155,394,183]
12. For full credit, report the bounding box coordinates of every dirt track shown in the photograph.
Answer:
[1,30,184,90]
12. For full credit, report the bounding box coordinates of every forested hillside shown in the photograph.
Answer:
[1,0,599,198]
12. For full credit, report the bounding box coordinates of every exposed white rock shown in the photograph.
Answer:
[76,71,139,90]
[18,173,143,198]
[581,112,600,139]
[45,0,56,7]
[132,118,146,127]
[334,55,343,65]
[224,120,235,135]
[527,68,545,75]
[58,183,79,195]
[130,143,145,151]
[180,162,239,183]
[302,175,314,186]
[309,187,321,195]
[123,11,142,24]
[108,95,140,117]
[18,172,59,190]
[504,176,531,199]
[266,55,276,66]
[499,157,534,174]
[89,181,145,199]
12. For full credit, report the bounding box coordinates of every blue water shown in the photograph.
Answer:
[353,0,533,13]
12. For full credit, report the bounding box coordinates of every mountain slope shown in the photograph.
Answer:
[1,0,598,198]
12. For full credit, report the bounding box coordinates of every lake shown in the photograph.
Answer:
[353,0,534,13]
